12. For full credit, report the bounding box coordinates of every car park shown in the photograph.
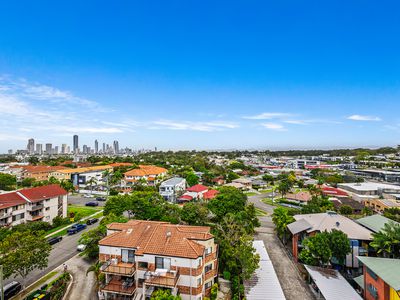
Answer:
[86,218,99,225]
[67,223,87,235]
[96,196,106,201]
[77,244,86,251]
[4,281,22,300]
[85,201,99,207]
[47,236,63,245]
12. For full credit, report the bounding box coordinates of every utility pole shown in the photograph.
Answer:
[0,265,4,300]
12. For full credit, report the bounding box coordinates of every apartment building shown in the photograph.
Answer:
[124,165,167,186]
[50,165,113,186]
[159,177,186,203]
[9,165,66,181]
[98,220,218,300]
[0,184,68,226]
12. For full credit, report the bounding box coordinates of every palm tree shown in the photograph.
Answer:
[370,221,400,258]
[272,207,294,244]
[277,180,291,199]
[307,184,322,197]
[86,177,97,195]
[87,261,105,288]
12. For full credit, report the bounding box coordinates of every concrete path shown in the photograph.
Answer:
[64,255,97,300]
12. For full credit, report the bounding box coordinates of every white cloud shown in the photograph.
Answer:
[261,123,287,131]
[347,114,381,121]
[243,112,292,120]
[152,120,239,132]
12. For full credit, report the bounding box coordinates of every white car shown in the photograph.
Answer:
[77,244,86,251]
[83,194,93,198]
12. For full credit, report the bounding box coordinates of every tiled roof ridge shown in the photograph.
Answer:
[186,238,203,256]
[141,222,162,252]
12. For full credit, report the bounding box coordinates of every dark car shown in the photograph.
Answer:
[86,218,99,225]
[85,201,99,207]
[67,223,87,235]
[96,196,106,201]
[47,236,63,245]
[4,281,22,300]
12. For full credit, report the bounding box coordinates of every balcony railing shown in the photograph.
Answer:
[29,204,44,211]
[144,269,180,288]
[0,211,12,219]
[102,261,136,276]
[28,214,44,221]
[101,278,136,295]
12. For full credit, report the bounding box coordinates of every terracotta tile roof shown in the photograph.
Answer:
[19,184,67,202]
[22,165,66,173]
[124,165,167,177]
[186,184,208,193]
[203,189,219,200]
[100,220,213,258]
[286,191,312,202]
[178,194,193,201]
[56,165,113,174]
[0,192,26,210]
[108,163,134,168]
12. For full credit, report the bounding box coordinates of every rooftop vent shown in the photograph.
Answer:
[127,229,133,234]
[166,231,171,238]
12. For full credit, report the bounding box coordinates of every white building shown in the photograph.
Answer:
[159,177,186,203]
[98,220,218,300]
[0,184,68,226]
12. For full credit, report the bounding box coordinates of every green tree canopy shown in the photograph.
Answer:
[0,173,16,191]
[180,202,209,226]
[185,172,199,186]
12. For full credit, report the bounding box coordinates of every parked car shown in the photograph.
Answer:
[85,201,99,207]
[67,224,87,235]
[47,236,63,245]
[4,281,22,300]
[83,194,93,198]
[77,244,86,251]
[96,196,106,201]
[86,218,99,225]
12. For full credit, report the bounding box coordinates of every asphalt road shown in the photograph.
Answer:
[68,194,106,207]
[4,222,99,288]
[247,193,275,230]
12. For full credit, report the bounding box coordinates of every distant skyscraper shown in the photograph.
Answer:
[27,138,35,154]
[73,135,79,153]
[94,140,99,154]
[113,140,119,154]
[45,143,52,154]
[54,146,59,154]
[83,144,88,154]
[66,145,70,153]
[61,144,67,154]
[36,143,43,155]
[8,149,13,155]
[102,143,106,153]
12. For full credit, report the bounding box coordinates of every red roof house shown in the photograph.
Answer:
[186,184,209,193]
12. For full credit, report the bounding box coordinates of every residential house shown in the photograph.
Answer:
[124,165,167,186]
[286,191,312,204]
[98,220,218,300]
[232,178,252,190]
[177,184,218,203]
[51,165,113,187]
[0,184,68,226]
[10,165,66,181]
[364,199,400,214]
[287,211,373,269]
[330,197,364,214]
[354,257,400,300]
[159,178,186,203]
[356,214,400,233]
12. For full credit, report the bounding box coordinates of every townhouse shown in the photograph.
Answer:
[124,165,167,186]
[159,177,187,203]
[287,211,373,270]
[9,165,66,181]
[98,220,218,300]
[0,184,68,226]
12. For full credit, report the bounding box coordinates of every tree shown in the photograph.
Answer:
[151,290,181,300]
[0,173,16,190]
[277,180,291,199]
[0,230,51,280]
[362,206,373,216]
[272,207,294,243]
[370,221,400,258]
[226,172,240,183]
[208,187,247,222]
[262,174,275,186]
[299,232,332,266]
[60,180,75,192]
[185,172,199,186]
[181,202,209,226]
[21,177,36,187]
[301,195,334,214]
[28,156,39,165]
[328,229,351,265]
[339,205,353,215]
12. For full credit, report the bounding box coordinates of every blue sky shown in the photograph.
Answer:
[0,1,399,152]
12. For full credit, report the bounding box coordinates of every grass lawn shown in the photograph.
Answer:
[255,208,268,216]
[259,188,273,194]
[245,192,258,196]
[262,198,278,206]
[16,271,59,299]
[68,205,102,219]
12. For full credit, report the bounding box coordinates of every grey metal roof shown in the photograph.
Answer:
[304,265,362,300]
[244,241,286,300]
[356,214,398,233]
[159,177,185,186]
[287,218,312,235]
[353,275,364,289]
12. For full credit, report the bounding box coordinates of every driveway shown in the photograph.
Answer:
[248,194,315,300]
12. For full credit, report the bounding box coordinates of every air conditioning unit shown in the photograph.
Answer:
[111,258,118,265]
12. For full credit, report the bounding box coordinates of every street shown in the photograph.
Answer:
[4,221,98,288]
[68,194,106,207]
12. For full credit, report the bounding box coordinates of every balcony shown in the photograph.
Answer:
[0,211,12,219]
[28,213,44,221]
[28,204,44,211]
[101,277,136,296]
[205,269,217,281]
[144,269,180,288]
[205,251,217,263]
[102,261,136,277]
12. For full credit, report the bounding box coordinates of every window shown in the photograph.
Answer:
[46,207,50,211]
[205,264,213,273]
[197,277,202,286]
[205,281,212,289]
[121,249,135,263]
[138,262,148,269]
[205,247,212,256]
[367,267,378,281]
[155,257,171,270]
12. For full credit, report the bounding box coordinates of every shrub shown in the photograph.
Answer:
[211,283,218,300]
[223,270,231,281]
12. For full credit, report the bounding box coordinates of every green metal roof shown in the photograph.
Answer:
[357,256,400,291]
[356,214,398,233]
[353,275,364,289]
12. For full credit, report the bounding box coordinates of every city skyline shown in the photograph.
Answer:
[0,2,400,152]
